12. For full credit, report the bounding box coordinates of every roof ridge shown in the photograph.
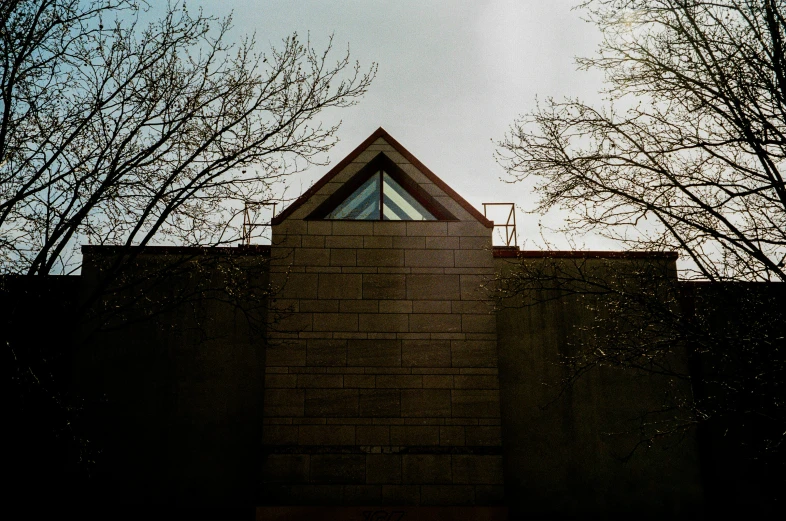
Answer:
[271,127,493,227]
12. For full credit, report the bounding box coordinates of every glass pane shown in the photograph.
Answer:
[326,173,380,220]
[382,172,436,221]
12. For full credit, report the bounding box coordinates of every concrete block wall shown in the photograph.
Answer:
[262,146,502,506]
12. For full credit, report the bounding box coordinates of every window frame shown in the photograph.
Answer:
[306,153,456,221]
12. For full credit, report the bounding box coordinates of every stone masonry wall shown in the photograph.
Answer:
[262,145,503,506]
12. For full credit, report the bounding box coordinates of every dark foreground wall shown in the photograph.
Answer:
[73,247,269,512]
[682,282,785,517]
[494,256,705,520]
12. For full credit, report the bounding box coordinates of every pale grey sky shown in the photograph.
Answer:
[200,0,610,248]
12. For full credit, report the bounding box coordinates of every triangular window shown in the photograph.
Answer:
[326,171,436,221]
[308,153,455,221]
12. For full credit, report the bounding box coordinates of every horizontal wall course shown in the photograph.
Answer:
[390,426,440,446]
[305,266,342,273]
[292,417,326,425]
[333,332,368,339]
[458,368,498,375]
[378,300,413,314]
[401,340,451,367]
[375,375,423,388]
[367,332,397,340]
[423,375,454,388]
[301,235,325,248]
[444,418,479,426]
[366,454,402,484]
[425,236,460,249]
[359,313,409,332]
[312,313,358,332]
[295,248,331,266]
[347,339,401,367]
[453,375,499,389]
[439,426,465,446]
[359,389,401,417]
[344,374,376,388]
[376,267,411,274]
[288,367,328,374]
[330,249,357,267]
[412,300,452,314]
[327,367,365,374]
[363,367,412,375]
[357,248,405,267]
[363,235,393,248]
[298,300,339,313]
[421,485,475,506]
[444,267,496,275]
[406,274,461,300]
[332,221,375,236]
[451,455,503,485]
[407,221,447,237]
[410,314,461,333]
[297,374,344,388]
[363,274,407,300]
[401,389,451,417]
[343,485,383,503]
[403,418,445,425]
[451,301,493,314]
[402,455,452,484]
[405,249,454,268]
[451,390,501,418]
[392,236,426,249]
[325,418,374,425]
[431,333,466,340]
[464,426,503,446]
[410,368,461,375]
[356,426,390,446]
[306,339,347,366]
[342,267,378,274]
[410,267,445,274]
[373,221,408,236]
[396,333,431,340]
[305,389,359,417]
[325,235,363,249]
[318,274,362,300]
[382,485,421,505]
[339,300,379,313]
[265,374,298,388]
[310,454,365,484]
[306,220,332,236]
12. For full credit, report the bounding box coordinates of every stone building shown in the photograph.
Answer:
[261,128,505,512]
[11,128,781,520]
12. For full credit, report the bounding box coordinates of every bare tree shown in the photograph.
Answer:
[498,0,785,282]
[1,0,376,276]
[495,1,785,510]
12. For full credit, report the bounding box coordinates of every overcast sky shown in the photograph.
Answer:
[200,0,610,248]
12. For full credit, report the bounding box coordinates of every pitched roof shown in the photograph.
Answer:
[271,127,493,227]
